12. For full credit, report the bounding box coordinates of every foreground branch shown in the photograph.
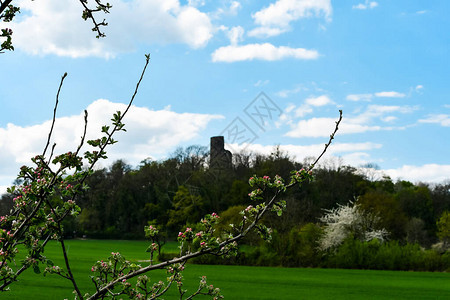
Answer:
[87,110,343,299]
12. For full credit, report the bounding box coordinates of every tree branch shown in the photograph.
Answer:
[87,109,343,299]
[43,73,67,158]
[78,0,111,38]
[306,109,342,172]
[0,0,13,16]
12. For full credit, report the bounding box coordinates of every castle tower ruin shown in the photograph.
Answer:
[210,136,232,169]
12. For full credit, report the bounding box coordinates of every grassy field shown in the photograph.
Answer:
[3,239,450,299]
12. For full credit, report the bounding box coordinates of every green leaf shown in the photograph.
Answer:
[33,265,41,274]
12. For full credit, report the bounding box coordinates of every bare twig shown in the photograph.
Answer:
[84,54,150,175]
[306,109,342,172]
[43,72,67,158]
[75,110,89,157]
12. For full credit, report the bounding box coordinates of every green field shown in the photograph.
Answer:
[3,239,450,299]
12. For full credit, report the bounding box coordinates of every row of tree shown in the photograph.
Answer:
[1,145,449,248]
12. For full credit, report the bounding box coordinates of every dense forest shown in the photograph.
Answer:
[1,144,449,270]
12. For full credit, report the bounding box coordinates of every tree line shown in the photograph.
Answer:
[2,144,447,250]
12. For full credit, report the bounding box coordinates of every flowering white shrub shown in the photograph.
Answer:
[319,201,388,251]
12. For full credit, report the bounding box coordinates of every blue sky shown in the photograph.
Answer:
[1,0,449,193]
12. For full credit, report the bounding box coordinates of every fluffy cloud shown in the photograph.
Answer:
[346,94,373,102]
[247,27,286,38]
[351,104,417,124]
[276,94,335,127]
[228,143,450,184]
[188,0,206,7]
[284,104,416,138]
[211,43,319,62]
[226,26,245,45]
[11,0,213,58]
[285,117,381,138]
[346,91,406,102]
[228,141,381,161]
[0,99,222,193]
[227,141,383,171]
[384,164,450,184]
[419,114,450,127]
[212,1,242,18]
[291,95,333,118]
[352,1,378,10]
[374,91,406,98]
[249,0,332,38]
[276,85,308,98]
[305,95,333,106]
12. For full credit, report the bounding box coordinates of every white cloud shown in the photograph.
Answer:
[292,95,333,117]
[247,27,286,38]
[305,95,333,106]
[284,104,416,138]
[385,164,450,184]
[346,94,373,102]
[254,79,270,87]
[352,1,378,10]
[340,152,372,167]
[211,43,319,62]
[227,26,245,45]
[228,141,383,172]
[374,91,406,98]
[212,1,242,18]
[381,116,397,123]
[294,105,314,118]
[0,99,222,193]
[419,114,450,127]
[276,85,308,98]
[188,0,205,7]
[351,104,417,123]
[249,0,332,38]
[414,85,424,94]
[11,0,213,58]
[228,143,450,185]
[228,141,381,162]
[347,90,406,101]
[275,94,333,123]
[285,117,380,138]
[331,142,382,153]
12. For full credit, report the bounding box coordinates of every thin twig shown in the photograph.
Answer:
[60,238,83,298]
[45,197,84,299]
[75,110,89,157]
[43,73,67,158]
[307,109,342,172]
[84,54,150,176]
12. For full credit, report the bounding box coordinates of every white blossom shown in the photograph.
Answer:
[319,200,388,251]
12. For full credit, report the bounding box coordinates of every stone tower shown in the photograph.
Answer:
[210,136,232,169]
